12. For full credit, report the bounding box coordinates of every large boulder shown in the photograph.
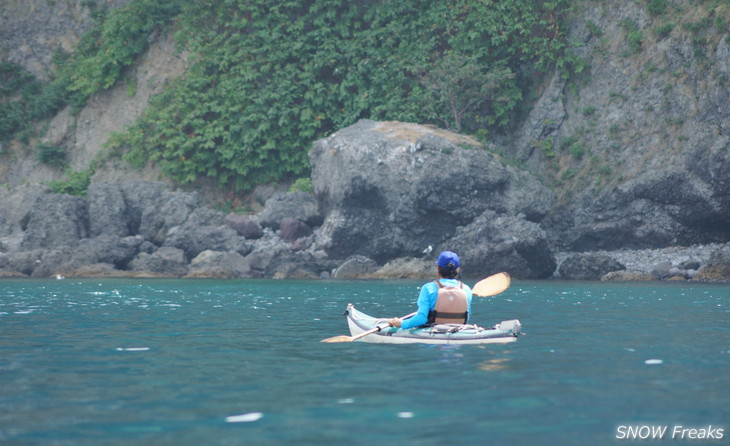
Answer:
[20,193,89,250]
[128,246,189,277]
[162,207,249,260]
[243,231,294,277]
[84,181,203,243]
[117,181,200,244]
[695,245,730,282]
[224,214,264,239]
[278,217,312,242]
[369,257,433,279]
[27,235,144,277]
[0,183,51,236]
[309,120,555,265]
[257,191,321,229]
[87,182,131,237]
[331,255,379,279]
[0,250,44,276]
[186,250,251,278]
[0,198,31,252]
[449,211,556,279]
[265,250,325,279]
[558,253,625,280]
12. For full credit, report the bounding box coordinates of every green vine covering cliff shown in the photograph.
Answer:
[109,0,579,190]
[3,0,581,191]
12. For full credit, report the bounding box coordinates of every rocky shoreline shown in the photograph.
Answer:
[1,178,727,282]
[1,121,729,282]
[554,243,730,281]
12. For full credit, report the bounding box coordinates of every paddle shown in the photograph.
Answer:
[471,271,511,297]
[321,311,417,343]
[321,272,511,343]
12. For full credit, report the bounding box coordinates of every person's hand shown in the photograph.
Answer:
[389,317,402,327]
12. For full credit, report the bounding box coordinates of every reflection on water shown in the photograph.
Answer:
[479,357,511,371]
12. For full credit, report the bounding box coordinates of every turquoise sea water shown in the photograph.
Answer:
[1,278,728,445]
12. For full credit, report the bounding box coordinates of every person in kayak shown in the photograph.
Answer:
[389,250,473,329]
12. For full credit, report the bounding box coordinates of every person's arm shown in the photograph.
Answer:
[464,284,473,323]
[399,284,434,329]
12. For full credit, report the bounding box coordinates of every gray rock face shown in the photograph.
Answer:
[257,191,321,229]
[695,245,730,281]
[332,255,379,279]
[558,253,625,280]
[506,2,730,254]
[129,246,188,277]
[224,214,264,239]
[550,165,730,251]
[187,250,251,278]
[0,181,258,278]
[87,180,202,243]
[309,120,556,275]
[0,0,129,80]
[87,182,131,237]
[0,183,51,232]
[118,181,200,244]
[162,207,249,260]
[447,211,556,279]
[278,218,312,243]
[21,194,89,249]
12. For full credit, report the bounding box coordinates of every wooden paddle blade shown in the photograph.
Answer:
[320,335,354,343]
[472,272,511,297]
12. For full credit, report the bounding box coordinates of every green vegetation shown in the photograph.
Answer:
[647,0,668,16]
[0,0,179,142]
[620,19,644,54]
[289,177,314,194]
[560,135,587,160]
[0,63,64,143]
[654,22,675,39]
[106,0,581,191]
[53,0,182,113]
[37,143,67,169]
[48,168,94,196]
[4,0,730,198]
[4,0,581,191]
[582,106,597,117]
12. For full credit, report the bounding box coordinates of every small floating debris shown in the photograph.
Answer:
[337,398,354,404]
[116,347,150,352]
[225,412,263,423]
[397,412,415,419]
[645,359,663,365]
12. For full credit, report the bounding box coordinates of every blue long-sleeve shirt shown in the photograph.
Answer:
[400,278,473,330]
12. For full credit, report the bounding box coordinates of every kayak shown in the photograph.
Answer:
[344,303,522,345]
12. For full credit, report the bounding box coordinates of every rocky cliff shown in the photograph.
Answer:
[509,1,730,253]
[1,1,729,281]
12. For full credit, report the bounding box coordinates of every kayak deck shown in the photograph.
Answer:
[344,303,521,345]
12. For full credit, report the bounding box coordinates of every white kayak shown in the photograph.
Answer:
[344,303,522,345]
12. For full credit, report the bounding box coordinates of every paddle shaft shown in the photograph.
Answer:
[348,311,417,342]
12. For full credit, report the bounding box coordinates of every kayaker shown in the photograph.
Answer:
[389,250,473,329]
